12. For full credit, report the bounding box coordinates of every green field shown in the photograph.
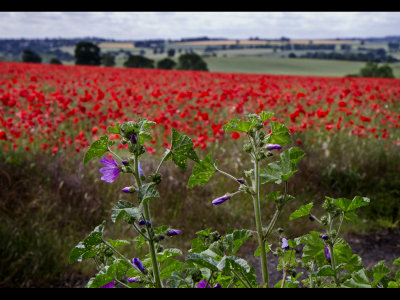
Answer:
[203,56,400,78]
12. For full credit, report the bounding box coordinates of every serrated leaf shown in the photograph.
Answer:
[259,111,274,122]
[290,203,313,221]
[186,253,220,272]
[107,123,120,134]
[138,183,160,205]
[266,121,292,146]
[188,153,216,189]
[86,259,131,288]
[111,200,141,223]
[217,256,257,287]
[83,135,113,164]
[222,118,258,133]
[164,128,200,170]
[222,229,253,255]
[372,260,390,287]
[69,221,106,264]
[107,239,130,248]
[332,196,370,213]
[342,269,372,288]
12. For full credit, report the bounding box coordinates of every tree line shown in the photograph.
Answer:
[21,41,208,71]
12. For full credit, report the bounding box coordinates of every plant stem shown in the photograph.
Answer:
[328,244,340,287]
[252,153,269,287]
[134,155,163,288]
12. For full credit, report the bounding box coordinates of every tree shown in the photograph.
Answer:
[156,58,176,70]
[49,57,62,65]
[359,62,395,78]
[101,53,115,67]
[21,49,42,63]
[177,53,208,71]
[123,55,154,69]
[74,41,101,66]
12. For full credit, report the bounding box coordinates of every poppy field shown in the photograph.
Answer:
[1,61,400,157]
[1,61,400,288]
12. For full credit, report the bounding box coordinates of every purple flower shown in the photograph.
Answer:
[167,229,182,236]
[132,258,146,273]
[212,195,230,206]
[122,160,129,166]
[213,283,222,288]
[99,156,120,183]
[100,280,115,288]
[267,144,282,151]
[281,238,290,250]
[324,247,331,263]
[196,279,211,288]
[128,277,140,283]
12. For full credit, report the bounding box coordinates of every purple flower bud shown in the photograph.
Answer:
[100,280,115,288]
[213,283,222,288]
[132,258,146,273]
[121,186,135,193]
[138,219,151,226]
[324,247,331,263]
[130,134,137,144]
[167,229,182,236]
[281,238,290,250]
[127,277,140,283]
[321,234,329,240]
[122,160,129,166]
[267,144,282,151]
[237,178,245,184]
[138,161,145,179]
[212,195,230,206]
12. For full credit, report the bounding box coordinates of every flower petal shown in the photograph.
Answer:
[99,167,120,183]
[99,156,118,167]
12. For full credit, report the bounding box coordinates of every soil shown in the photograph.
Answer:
[29,229,400,288]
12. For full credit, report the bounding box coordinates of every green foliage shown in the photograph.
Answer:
[83,135,114,164]
[21,49,42,63]
[359,61,395,78]
[74,41,101,66]
[101,52,115,67]
[177,53,208,71]
[123,55,154,69]
[157,57,177,70]
[188,154,216,188]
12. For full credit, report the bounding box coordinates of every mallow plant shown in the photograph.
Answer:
[70,112,400,288]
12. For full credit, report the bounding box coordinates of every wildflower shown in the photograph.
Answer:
[231,131,240,139]
[99,156,120,183]
[237,178,245,184]
[321,234,329,240]
[212,194,230,206]
[100,280,115,288]
[130,133,137,144]
[213,283,222,288]
[132,258,146,273]
[266,144,282,151]
[324,247,331,263]
[138,161,145,179]
[196,279,211,288]
[166,229,182,236]
[122,160,129,166]
[281,238,290,250]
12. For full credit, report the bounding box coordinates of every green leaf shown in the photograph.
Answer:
[111,200,141,223]
[222,118,258,133]
[300,231,326,264]
[254,243,271,257]
[372,260,390,287]
[83,135,113,164]
[185,253,219,272]
[259,111,274,122]
[222,229,253,255]
[107,123,120,134]
[314,265,337,277]
[217,256,257,287]
[393,258,400,266]
[107,239,130,248]
[69,221,106,264]
[266,121,292,146]
[188,154,216,189]
[334,243,363,273]
[86,259,131,288]
[332,196,370,213]
[289,203,313,221]
[260,147,303,184]
[136,120,156,144]
[138,183,160,205]
[342,269,372,288]
[164,128,200,170]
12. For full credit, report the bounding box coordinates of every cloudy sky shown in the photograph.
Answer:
[1,12,399,40]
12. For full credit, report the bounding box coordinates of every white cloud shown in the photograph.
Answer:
[0,11,399,40]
